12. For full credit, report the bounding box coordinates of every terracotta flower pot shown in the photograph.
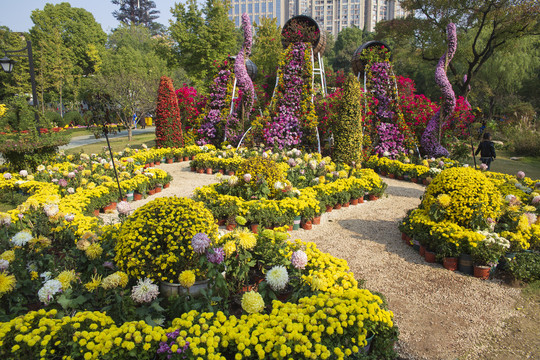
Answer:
[166,158,173,164]
[183,156,189,161]
[197,169,204,174]
[190,167,196,172]
[164,183,170,189]
[443,257,458,271]
[358,197,364,203]
[226,224,236,231]
[134,193,143,201]
[334,204,342,210]
[302,221,313,230]
[343,202,350,208]
[149,162,155,167]
[93,209,100,216]
[325,205,333,213]
[227,170,235,176]
[381,171,387,176]
[155,186,162,193]
[287,225,293,232]
[155,161,161,165]
[313,216,321,225]
[422,179,429,185]
[388,174,395,179]
[148,189,156,195]
[368,195,378,201]
[473,265,491,280]
[250,224,259,234]
[351,199,359,206]
[218,169,224,174]
[206,168,213,175]
[419,244,426,257]
[411,178,418,183]
[424,250,436,263]
[218,219,226,226]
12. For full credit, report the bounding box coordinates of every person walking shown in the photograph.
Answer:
[475,132,496,170]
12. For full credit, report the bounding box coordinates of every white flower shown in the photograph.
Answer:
[40,271,53,282]
[228,175,239,186]
[3,173,12,180]
[117,201,132,215]
[463,164,469,167]
[0,259,9,270]
[67,172,76,178]
[308,160,317,170]
[215,172,223,180]
[382,151,390,157]
[291,250,308,269]
[19,170,28,177]
[37,165,46,171]
[131,278,159,303]
[43,203,59,217]
[64,214,75,222]
[243,173,252,182]
[141,144,148,149]
[67,187,75,194]
[505,194,516,203]
[0,213,11,226]
[274,181,284,190]
[38,279,63,304]
[262,152,269,158]
[11,231,33,247]
[266,265,289,291]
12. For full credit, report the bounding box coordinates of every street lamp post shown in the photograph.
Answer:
[0,40,40,127]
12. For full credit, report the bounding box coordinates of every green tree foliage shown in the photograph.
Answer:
[169,0,238,87]
[332,75,363,164]
[387,0,539,98]
[111,0,164,34]
[252,17,282,78]
[332,26,373,72]
[0,27,31,100]
[30,2,107,77]
[89,25,168,140]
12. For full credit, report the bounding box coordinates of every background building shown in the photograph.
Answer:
[229,0,408,36]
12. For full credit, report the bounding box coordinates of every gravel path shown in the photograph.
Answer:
[102,162,523,359]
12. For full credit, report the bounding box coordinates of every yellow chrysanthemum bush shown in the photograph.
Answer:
[236,156,287,197]
[422,167,503,227]
[115,196,218,282]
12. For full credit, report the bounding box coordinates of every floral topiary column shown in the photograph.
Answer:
[155,76,184,148]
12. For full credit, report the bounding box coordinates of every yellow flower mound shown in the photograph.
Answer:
[422,167,503,227]
[115,197,218,283]
[241,291,265,314]
[235,228,257,250]
[236,157,286,197]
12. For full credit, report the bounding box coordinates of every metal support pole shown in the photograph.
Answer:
[103,123,123,201]
[26,41,40,129]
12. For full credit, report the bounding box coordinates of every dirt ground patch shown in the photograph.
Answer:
[101,162,537,359]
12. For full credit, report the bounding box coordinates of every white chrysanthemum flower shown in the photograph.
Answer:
[131,278,159,303]
[43,203,59,217]
[0,259,9,270]
[40,271,52,282]
[19,170,28,177]
[117,201,132,215]
[266,265,289,291]
[291,250,308,269]
[11,231,33,247]
[274,181,284,190]
[67,187,75,194]
[228,175,239,186]
[38,279,63,304]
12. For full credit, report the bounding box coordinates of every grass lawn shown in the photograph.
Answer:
[464,150,540,180]
[65,133,156,155]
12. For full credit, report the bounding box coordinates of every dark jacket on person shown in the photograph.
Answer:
[475,140,496,159]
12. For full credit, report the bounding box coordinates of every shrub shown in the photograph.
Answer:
[63,110,83,126]
[44,111,64,127]
[422,167,503,227]
[508,252,540,282]
[115,197,218,283]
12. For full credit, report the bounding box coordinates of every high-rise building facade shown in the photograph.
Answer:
[229,0,408,36]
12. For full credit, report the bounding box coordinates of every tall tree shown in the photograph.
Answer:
[90,25,168,140]
[332,26,373,72]
[30,3,107,77]
[251,17,282,78]
[396,0,540,97]
[111,0,163,34]
[169,0,238,87]
[0,27,31,100]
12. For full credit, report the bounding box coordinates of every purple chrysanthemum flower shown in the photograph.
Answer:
[191,233,211,254]
[206,247,225,264]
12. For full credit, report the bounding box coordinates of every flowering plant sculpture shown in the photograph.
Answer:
[420,23,457,157]
[373,122,406,159]
[227,13,255,145]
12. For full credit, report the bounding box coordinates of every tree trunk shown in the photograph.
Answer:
[128,127,132,141]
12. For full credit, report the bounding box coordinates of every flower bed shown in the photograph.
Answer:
[191,149,386,227]
[401,166,540,281]
[0,196,398,359]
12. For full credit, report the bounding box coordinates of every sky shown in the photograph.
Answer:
[0,0,180,33]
